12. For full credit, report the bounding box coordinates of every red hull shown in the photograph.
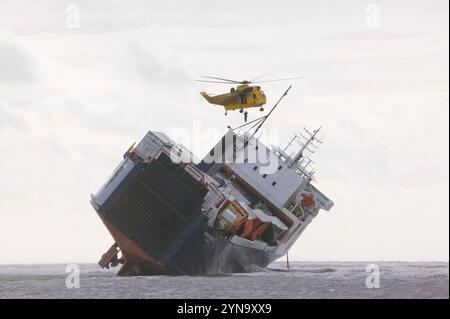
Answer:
[98,217,169,276]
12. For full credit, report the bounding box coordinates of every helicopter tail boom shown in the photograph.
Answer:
[200,92,214,103]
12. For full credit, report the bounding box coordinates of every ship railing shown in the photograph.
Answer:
[184,164,205,182]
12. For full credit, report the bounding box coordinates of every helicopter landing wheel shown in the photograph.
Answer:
[244,111,248,122]
[239,108,243,113]
[259,107,264,112]
[225,111,227,116]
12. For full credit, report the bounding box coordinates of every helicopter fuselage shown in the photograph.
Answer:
[200,84,267,111]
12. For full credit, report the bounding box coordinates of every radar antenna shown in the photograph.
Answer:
[289,127,323,167]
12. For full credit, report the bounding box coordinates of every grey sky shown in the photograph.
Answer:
[0,0,448,263]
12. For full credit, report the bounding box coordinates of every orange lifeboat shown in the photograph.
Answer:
[301,193,316,209]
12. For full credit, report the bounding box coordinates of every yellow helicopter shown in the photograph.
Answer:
[197,75,301,121]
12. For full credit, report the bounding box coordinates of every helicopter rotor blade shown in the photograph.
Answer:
[196,75,303,85]
[201,76,242,84]
[195,79,237,84]
[250,73,272,82]
[252,76,303,83]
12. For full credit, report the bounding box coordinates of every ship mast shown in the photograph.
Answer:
[289,127,322,168]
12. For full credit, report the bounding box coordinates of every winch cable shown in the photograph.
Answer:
[231,85,292,147]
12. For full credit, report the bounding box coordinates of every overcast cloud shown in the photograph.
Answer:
[0,0,448,263]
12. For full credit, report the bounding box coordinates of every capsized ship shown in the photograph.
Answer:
[90,127,334,276]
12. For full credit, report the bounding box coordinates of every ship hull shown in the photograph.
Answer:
[94,208,278,276]
[91,152,277,276]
